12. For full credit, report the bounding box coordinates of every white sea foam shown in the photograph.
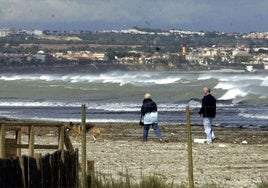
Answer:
[219,89,248,100]
[188,100,201,108]
[0,101,80,107]
[144,77,181,85]
[197,75,212,80]
[260,76,268,86]
[214,82,236,90]
[89,103,140,112]
[238,113,268,120]
[90,103,187,112]
[218,75,265,82]
[0,72,182,86]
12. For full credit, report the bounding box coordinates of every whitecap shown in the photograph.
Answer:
[144,77,181,85]
[214,82,236,90]
[219,89,248,100]
[260,76,268,86]
[238,113,268,120]
[197,75,212,80]
[0,101,80,107]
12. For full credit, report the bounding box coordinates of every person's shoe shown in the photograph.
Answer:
[159,139,163,143]
[212,136,218,142]
[205,141,213,144]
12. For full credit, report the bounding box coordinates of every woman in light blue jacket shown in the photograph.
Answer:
[140,93,162,142]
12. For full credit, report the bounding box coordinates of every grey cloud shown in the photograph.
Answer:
[0,0,209,23]
[0,0,267,32]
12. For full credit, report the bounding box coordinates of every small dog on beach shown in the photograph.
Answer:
[65,122,104,142]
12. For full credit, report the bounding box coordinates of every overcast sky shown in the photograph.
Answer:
[0,0,267,32]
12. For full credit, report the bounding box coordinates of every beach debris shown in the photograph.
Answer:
[241,140,248,144]
[194,138,207,144]
[46,131,55,137]
[218,144,227,148]
[170,133,176,136]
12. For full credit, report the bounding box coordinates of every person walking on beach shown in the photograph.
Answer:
[140,93,162,142]
[199,87,216,143]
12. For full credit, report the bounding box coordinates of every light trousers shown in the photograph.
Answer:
[203,117,215,142]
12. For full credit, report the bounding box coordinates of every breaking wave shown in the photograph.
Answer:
[238,113,268,120]
[219,89,248,100]
[0,71,267,127]
[0,72,182,86]
[260,76,268,86]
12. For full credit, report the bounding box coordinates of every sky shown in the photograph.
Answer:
[0,0,267,33]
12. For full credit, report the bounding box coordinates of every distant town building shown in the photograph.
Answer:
[32,29,43,36]
[0,29,11,37]
[181,44,187,56]
[264,63,268,70]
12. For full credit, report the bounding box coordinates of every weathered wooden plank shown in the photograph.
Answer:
[58,126,65,151]
[186,105,194,188]
[0,150,79,188]
[28,125,35,156]
[16,129,21,156]
[0,121,65,127]
[8,144,58,149]
[0,124,5,158]
[87,160,95,188]
[0,158,24,187]
[5,138,17,157]
[22,155,42,187]
[81,104,87,188]
[64,128,75,152]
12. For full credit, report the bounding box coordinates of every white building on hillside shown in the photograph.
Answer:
[0,29,11,37]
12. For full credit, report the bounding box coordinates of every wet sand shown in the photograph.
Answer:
[5,122,268,187]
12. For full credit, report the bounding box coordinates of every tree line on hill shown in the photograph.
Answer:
[1,30,268,55]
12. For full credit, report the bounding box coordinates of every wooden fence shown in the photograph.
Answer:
[0,150,78,188]
[0,122,74,158]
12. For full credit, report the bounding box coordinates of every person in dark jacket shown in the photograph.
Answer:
[140,93,162,142]
[199,87,216,143]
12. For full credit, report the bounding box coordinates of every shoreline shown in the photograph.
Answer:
[0,63,258,74]
[2,119,268,144]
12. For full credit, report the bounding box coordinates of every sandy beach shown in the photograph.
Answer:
[4,122,268,187]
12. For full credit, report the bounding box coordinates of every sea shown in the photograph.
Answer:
[0,70,267,130]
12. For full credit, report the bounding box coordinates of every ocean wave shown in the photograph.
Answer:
[219,88,248,100]
[0,101,81,107]
[188,98,234,108]
[0,72,183,86]
[260,76,268,86]
[214,82,236,90]
[0,100,186,112]
[89,103,140,112]
[90,103,188,112]
[144,77,181,85]
[197,75,212,80]
[218,75,266,82]
[238,113,268,120]
[0,100,233,112]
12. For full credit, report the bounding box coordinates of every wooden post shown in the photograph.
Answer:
[29,125,35,157]
[81,104,87,188]
[64,128,75,152]
[0,124,5,158]
[87,160,95,188]
[58,126,65,151]
[16,129,21,156]
[186,105,194,188]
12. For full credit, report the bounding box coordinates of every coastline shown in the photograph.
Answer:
[0,63,249,74]
[2,119,268,144]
